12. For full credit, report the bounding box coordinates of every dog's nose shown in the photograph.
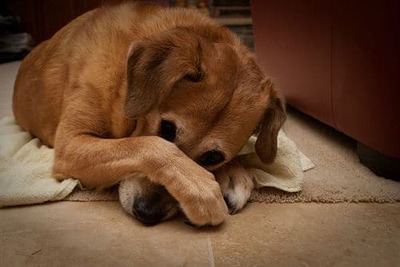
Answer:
[132,195,165,226]
[198,150,225,166]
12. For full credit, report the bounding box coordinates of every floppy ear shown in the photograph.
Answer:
[125,28,200,118]
[255,80,286,164]
[124,39,178,118]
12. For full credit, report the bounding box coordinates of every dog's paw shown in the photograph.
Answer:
[214,162,255,214]
[175,170,228,227]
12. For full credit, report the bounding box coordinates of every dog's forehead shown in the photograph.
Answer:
[165,42,267,116]
[201,42,240,72]
[202,42,265,89]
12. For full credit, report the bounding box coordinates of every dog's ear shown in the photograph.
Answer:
[125,41,177,118]
[255,80,286,164]
[125,28,201,118]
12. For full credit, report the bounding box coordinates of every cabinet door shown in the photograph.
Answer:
[252,0,334,126]
[332,0,400,158]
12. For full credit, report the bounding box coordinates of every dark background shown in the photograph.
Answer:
[1,0,170,45]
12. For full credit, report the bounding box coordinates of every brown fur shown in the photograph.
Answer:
[13,3,285,226]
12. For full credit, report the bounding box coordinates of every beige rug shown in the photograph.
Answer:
[66,108,400,203]
[250,108,400,203]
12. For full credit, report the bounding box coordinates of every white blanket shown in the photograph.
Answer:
[0,117,314,207]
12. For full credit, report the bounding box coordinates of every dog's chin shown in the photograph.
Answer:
[119,175,179,226]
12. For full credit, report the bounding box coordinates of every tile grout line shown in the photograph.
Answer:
[206,235,215,267]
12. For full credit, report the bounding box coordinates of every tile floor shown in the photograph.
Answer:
[0,61,18,116]
[1,202,399,266]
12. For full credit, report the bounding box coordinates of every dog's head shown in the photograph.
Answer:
[125,26,286,170]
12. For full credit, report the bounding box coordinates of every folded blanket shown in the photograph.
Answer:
[0,117,314,207]
[0,117,78,207]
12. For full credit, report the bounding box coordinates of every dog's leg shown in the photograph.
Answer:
[53,121,228,226]
[214,160,255,214]
[119,174,179,225]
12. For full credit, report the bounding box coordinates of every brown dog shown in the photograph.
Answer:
[12,3,286,226]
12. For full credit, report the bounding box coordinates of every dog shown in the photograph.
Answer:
[12,2,286,226]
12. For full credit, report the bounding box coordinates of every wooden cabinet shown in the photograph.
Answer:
[251,0,334,126]
[252,0,400,159]
[331,0,400,157]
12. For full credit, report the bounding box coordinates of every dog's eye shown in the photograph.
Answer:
[159,120,176,142]
[184,71,203,83]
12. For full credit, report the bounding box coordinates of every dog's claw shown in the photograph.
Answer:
[224,195,238,215]
[216,162,255,215]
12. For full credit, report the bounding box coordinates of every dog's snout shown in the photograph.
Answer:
[132,195,165,226]
[198,150,225,166]
[159,120,176,142]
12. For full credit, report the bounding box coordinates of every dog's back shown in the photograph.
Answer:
[13,7,98,146]
[13,3,215,147]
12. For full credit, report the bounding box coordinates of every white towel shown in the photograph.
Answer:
[0,117,78,207]
[0,117,314,207]
[237,133,314,192]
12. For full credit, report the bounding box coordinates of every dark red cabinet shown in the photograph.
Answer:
[252,0,400,159]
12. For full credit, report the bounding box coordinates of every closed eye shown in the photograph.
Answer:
[184,71,203,83]
[159,120,177,142]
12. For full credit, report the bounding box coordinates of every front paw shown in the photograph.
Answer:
[215,162,255,214]
[178,172,229,227]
